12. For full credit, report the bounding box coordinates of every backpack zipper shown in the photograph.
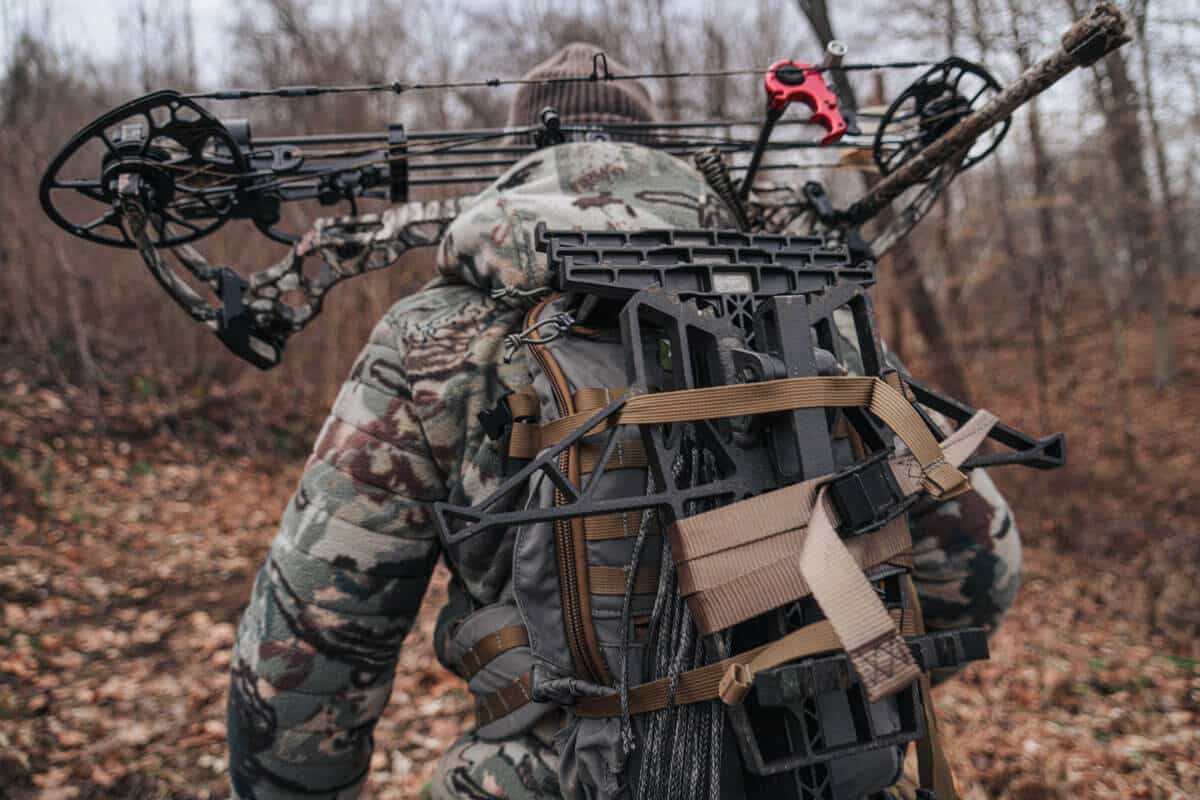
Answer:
[524,296,612,686]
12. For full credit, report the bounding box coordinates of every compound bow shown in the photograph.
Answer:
[38,2,1128,369]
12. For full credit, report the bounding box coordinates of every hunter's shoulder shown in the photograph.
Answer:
[369,280,510,352]
[356,280,524,398]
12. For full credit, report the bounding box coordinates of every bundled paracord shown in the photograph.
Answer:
[617,469,659,755]
[619,429,727,800]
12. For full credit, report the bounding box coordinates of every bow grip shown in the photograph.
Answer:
[764,60,847,145]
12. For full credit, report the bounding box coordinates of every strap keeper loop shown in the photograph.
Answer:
[921,458,970,500]
[719,663,753,706]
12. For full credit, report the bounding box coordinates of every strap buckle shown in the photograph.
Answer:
[478,392,514,441]
[821,451,916,538]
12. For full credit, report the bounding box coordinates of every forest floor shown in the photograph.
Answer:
[1,300,1198,799]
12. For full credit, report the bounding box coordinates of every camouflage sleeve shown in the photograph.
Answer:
[907,467,1022,634]
[881,353,1023,635]
[227,308,451,800]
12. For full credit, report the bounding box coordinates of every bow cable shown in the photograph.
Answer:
[183,59,940,102]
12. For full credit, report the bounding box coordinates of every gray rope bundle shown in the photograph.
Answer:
[616,429,727,800]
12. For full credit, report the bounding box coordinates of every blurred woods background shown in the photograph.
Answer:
[1,0,1196,536]
[1,0,1198,798]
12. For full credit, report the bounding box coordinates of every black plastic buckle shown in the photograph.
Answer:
[822,451,914,538]
[478,393,514,441]
[749,627,989,706]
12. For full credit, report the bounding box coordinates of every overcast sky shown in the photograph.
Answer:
[8,0,1198,156]
[7,0,231,84]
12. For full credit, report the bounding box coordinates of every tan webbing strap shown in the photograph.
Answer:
[589,565,660,595]
[905,575,960,800]
[889,409,997,497]
[507,388,540,420]
[675,514,911,598]
[620,377,967,498]
[509,377,973,498]
[670,478,822,565]
[476,671,533,727]
[575,609,907,718]
[669,410,999,569]
[508,422,541,459]
[861,382,967,499]
[798,491,920,702]
[583,511,656,541]
[883,370,905,396]
[678,523,812,596]
[882,370,919,404]
[459,624,530,681]
[576,620,836,718]
[507,408,613,458]
[511,430,649,467]
[579,439,648,473]
[718,620,845,705]
[679,518,912,635]
[666,409,999,638]
[939,410,998,469]
[505,385,627,460]
[574,386,627,412]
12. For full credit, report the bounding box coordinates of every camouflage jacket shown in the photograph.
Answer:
[227,142,1021,799]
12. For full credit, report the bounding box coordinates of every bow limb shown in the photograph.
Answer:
[841,1,1129,228]
[122,197,470,369]
[866,146,968,259]
[244,197,469,331]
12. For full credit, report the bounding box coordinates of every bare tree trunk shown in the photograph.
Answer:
[797,0,972,399]
[136,0,152,93]
[938,0,961,310]
[652,0,679,119]
[1064,0,1174,388]
[968,0,1054,427]
[1135,1,1188,281]
[1183,65,1200,220]
[1006,2,1068,347]
[1078,209,1139,474]
[1104,45,1174,388]
[1004,0,1064,429]
[181,0,197,82]
[702,19,730,118]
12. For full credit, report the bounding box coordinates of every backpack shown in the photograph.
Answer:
[431,223,1035,800]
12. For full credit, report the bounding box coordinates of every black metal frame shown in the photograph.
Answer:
[429,226,1066,800]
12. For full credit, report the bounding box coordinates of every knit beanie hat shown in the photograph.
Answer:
[506,42,658,135]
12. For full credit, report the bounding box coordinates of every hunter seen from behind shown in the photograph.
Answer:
[1,0,1197,798]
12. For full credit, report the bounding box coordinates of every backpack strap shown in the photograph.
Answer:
[905,574,960,800]
[476,672,534,727]
[571,611,985,719]
[458,624,530,680]
[667,410,996,702]
[503,376,980,499]
[567,408,999,717]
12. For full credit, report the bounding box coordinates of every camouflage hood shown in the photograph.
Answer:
[436,141,733,305]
